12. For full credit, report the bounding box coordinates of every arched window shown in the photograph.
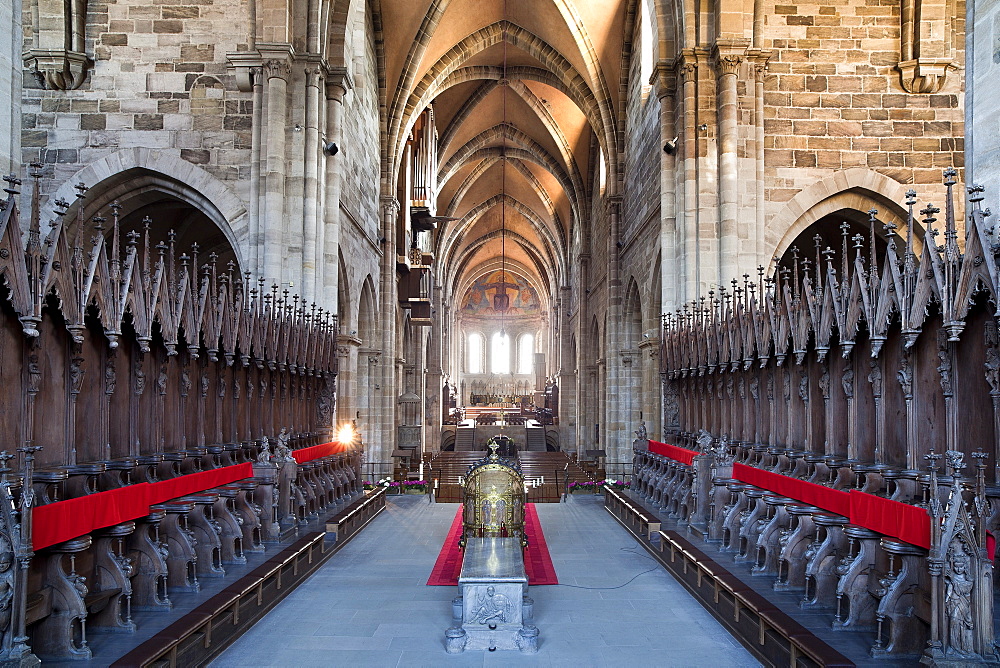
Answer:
[468,332,484,373]
[491,331,510,374]
[518,333,534,374]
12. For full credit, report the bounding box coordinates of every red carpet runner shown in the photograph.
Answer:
[426,504,558,586]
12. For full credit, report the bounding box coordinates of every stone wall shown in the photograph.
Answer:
[760,0,965,255]
[969,0,1000,196]
[21,0,253,197]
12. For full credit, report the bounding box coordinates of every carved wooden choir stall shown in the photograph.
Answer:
[0,174,359,663]
[635,171,1000,664]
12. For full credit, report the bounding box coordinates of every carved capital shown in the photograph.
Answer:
[263,59,292,81]
[676,51,698,84]
[714,53,743,77]
[324,65,354,101]
[304,64,323,87]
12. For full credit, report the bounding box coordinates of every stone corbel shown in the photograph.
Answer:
[897,58,959,94]
[23,49,92,90]
[226,52,263,93]
[896,0,959,94]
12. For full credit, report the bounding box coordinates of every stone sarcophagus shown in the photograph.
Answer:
[447,443,536,654]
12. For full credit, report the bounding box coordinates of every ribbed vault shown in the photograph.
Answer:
[381,0,629,307]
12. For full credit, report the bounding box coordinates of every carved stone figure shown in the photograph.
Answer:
[133,355,146,395]
[714,435,733,466]
[985,321,1000,394]
[944,540,975,657]
[274,428,293,463]
[69,357,84,395]
[818,367,830,399]
[841,365,854,399]
[798,370,809,403]
[897,354,913,398]
[634,421,648,441]
[200,373,210,398]
[156,365,168,395]
[473,586,512,625]
[257,435,272,464]
[937,330,953,397]
[26,354,41,395]
[696,429,713,452]
[180,367,191,398]
[749,376,759,400]
[105,357,116,395]
[868,359,882,399]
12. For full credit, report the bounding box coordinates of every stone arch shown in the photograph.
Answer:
[48,148,248,270]
[357,274,378,347]
[766,168,911,263]
[337,250,351,324]
[623,277,643,348]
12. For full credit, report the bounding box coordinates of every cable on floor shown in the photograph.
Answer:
[551,545,661,590]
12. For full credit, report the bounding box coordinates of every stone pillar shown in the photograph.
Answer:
[301,64,323,304]
[747,51,770,268]
[0,0,21,177]
[321,68,352,312]
[677,51,699,302]
[249,67,264,274]
[262,56,292,284]
[374,197,400,473]
[558,285,576,452]
[714,42,745,286]
[654,64,679,313]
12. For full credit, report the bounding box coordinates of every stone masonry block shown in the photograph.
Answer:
[162,6,199,19]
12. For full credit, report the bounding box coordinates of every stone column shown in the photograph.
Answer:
[0,0,21,176]
[321,68,352,311]
[677,51,699,302]
[301,64,323,304]
[747,51,770,267]
[262,57,291,284]
[654,64,679,312]
[374,196,400,473]
[714,42,744,286]
[558,285,576,452]
[249,67,264,274]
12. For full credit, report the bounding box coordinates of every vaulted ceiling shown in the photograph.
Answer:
[381,0,631,304]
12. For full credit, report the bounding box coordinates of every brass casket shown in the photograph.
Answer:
[460,439,526,548]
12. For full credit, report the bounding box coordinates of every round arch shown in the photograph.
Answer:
[766,168,911,263]
[48,148,249,272]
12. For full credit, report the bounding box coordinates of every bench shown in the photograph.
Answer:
[603,486,661,540]
[325,487,387,542]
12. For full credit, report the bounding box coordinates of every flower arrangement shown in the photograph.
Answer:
[402,480,428,493]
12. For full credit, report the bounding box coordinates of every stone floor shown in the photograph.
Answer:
[210,494,759,667]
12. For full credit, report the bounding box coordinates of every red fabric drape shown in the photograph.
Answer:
[848,490,931,549]
[731,463,931,549]
[733,463,851,516]
[648,441,699,466]
[291,441,347,464]
[34,483,151,550]
[33,462,254,550]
